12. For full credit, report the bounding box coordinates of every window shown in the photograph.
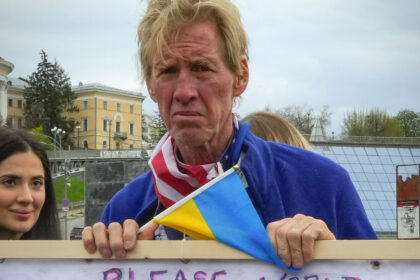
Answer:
[83,118,88,131]
[103,119,108,131]
[116,121,121,133]
[130,105,134,113]
[102,141,107,150]
[8,99,12,107]
[130,123,134,135]
[104,101,108,110]
[116,143,120,150]
[117,103,121,112]
[83,141,88,149]
[17,118,22,128]
[18,100,22,109]
[83,101,88,109]
[130,144,134,149]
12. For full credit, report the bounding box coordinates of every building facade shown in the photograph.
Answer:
[5,77,146,150]
[0,57,15,123]
[69,82,145,150]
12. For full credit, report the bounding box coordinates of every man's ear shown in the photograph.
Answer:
[233,57,249,97]
[146,80,157,102]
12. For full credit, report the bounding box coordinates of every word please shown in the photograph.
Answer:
[103,268,226,280]
[102,268,361,280]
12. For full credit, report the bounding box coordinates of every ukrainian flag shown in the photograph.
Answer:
[150,167,300,272]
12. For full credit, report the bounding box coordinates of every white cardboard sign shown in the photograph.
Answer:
[1,258,419,280]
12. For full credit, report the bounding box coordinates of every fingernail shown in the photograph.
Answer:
[124,241,132,249]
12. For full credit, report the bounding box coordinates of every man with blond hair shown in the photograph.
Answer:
[83,0,376,269]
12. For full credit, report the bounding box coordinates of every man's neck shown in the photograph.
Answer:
[175,139,228,165]
[175,126,234,165]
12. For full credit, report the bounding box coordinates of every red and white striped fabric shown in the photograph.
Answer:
[148,133,219,208]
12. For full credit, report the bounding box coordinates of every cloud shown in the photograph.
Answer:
[2,0,419,133]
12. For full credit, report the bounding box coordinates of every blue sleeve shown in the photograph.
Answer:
[240,133,377,240]
[335,169,377,239]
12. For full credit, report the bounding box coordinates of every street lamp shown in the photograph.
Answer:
[51,126,69,239]
[51,126,65,156]
[57,128,65,152]
[51,126,57,151]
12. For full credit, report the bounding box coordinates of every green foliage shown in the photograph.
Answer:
[151,110,167,142]
[31,126,55,150]
[342,108,404,137]
[342,110,366,136]
[396,110,420,137]
[23,50,79,148]
[383,118,404,137]
[269,104,332,135]
[53,176,85,203]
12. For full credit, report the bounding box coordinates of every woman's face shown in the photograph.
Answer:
[0,151,46,239]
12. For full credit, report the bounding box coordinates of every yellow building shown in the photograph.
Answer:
[5,77,146,150]
[70,82,145,150]
[4,77,25,129]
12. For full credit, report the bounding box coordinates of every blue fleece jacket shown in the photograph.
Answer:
[101,123,377,239]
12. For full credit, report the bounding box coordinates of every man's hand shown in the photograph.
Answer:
[266,214,335,268]
[82,219,158,258]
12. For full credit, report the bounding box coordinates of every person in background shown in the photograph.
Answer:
[242,111,311,150]
[83,0,376,268]
[0,127,61,240]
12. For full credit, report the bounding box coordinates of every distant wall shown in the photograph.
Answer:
[84,160,149,226]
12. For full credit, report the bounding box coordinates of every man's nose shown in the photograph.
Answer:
[17,184,34,203]
[173,69,198,103]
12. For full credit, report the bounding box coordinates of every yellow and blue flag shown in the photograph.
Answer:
[150,167,300,272]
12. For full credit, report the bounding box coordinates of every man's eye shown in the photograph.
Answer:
[192,64,210,72]
[162,66,177,74]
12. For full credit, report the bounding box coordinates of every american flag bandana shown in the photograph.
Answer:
[148,133,219,208]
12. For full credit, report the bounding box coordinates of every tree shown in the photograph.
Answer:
[23,50,78,147]
[31,126,54,150]
[151,110,167,142]
[396,110,420,137]
[272,105,332,135]
[341,110,366,136]
[342,108,403,137]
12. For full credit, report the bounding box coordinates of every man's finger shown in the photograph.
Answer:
[92,222,112,258]
[301,220,335,263]
[267,219,292,267]
[82,226,96,254]
[283,214,314,268]
[123,219,140,250]
[108,222,125,259]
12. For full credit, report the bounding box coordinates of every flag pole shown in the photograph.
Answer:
[138,167,235,234]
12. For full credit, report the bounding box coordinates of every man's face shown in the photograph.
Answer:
[147,21,248,150]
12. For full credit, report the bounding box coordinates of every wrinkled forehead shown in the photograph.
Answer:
[151,21,226,67]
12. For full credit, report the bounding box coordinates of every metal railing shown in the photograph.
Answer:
[303,134,420,145]
[114,131,128,140]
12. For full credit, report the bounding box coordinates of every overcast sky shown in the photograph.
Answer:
[2,0,419,134]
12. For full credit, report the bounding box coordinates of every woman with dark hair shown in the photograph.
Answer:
[0,127,61,239]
